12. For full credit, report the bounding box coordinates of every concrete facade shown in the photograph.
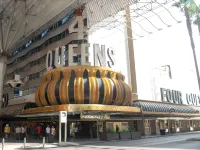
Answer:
[3,14,82,105]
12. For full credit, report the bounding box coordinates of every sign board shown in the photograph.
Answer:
[80,114,110,120]
[46,15,116,71]
[160,88,200,106]
[46,44,116,71]
[14,88,19,97]
[59,111,67,123]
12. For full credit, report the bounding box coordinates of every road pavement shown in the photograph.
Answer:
[1,132,200,150]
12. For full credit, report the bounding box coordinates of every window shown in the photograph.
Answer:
[10,11,74,57]
[23,89,29,95]
[85,56,89,62]
[7,12,77,74]
[13,50,18,56]
[58,21,62,26]
[73,56,79,63]
[30,87,37,93]
[25,40,32,48]
[57,34,61,40]
[85,48,89,53]
[41,29,48,37]
[40,69,46,77]
[145,120,150,128]
[49,25,53,31]
[62,16,70,24]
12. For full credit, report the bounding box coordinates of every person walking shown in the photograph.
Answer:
[50,126,56,143]
[45,125,50,142]
[71,126,76,141]
[35,125,42,140]
[21,125,26,140]
[99,125,103,139]
[4,124,10,139]
[15,126,22,141]
[116,125,119,133]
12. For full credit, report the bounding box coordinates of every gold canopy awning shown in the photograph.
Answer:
[0,102,37,116]
[23,104,141,114]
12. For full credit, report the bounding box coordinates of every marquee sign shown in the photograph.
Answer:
[160,88,200,106]
[80,114,110,120]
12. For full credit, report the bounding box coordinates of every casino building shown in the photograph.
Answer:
[1,5,200,142]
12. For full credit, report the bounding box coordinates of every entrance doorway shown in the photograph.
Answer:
[68,121,97,139]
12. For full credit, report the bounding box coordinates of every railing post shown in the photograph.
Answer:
[2,138,4,150]
[42,137,45,148]
[23,137,26,149]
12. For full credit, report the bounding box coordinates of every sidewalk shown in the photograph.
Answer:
[142,130,200,139]
[1,131,200,150]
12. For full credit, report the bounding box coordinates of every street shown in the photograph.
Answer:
[26,132,200,150]
[55,134,200,150]
[1,132,200,150]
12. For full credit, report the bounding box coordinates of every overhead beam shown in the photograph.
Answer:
[0,17,4,51]
[4,0,16,51]
[125,7,138,100]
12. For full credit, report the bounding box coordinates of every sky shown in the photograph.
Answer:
[88,3,200,102]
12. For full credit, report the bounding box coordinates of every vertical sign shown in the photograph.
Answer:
[59,111,67,144]
[59,111,67,123]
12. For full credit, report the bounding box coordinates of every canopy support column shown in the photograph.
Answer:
[124,7,138,100]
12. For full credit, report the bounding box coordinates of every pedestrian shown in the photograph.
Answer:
[46,125,50,142]
[116,125,119,133]
[4,124,10,139]
[71,126,76,141]
[21,125,26,140]
[51,126,56,142]
[35,125,42,140]
[15,126,22,141]
[51,126,56,135]
[99,125,103,139]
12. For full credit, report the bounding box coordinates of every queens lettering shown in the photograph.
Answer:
[93,44,116,68]
[93,44,106,66]
[107,47,116,68]
[46,43,116,71]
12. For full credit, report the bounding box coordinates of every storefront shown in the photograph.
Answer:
[132,100,200,135]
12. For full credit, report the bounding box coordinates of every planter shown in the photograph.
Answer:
[107,132,120,140]
[130,132,141,139]
[120,132,131,139]
[100,132,141,141]
[100,132,120,141]
[160,129,166,135]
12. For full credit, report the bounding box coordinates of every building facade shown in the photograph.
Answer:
[1,6,200,142]
[3,10,85,104]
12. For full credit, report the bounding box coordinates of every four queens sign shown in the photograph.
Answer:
[161,88,200,106]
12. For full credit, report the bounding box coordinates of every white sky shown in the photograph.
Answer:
[194,0,200,6]
[88,5,200,102]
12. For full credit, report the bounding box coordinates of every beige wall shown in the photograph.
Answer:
[8,94,34,106]
[3,17,81,101]
[7,16,77,65]
[180,120,190,132]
